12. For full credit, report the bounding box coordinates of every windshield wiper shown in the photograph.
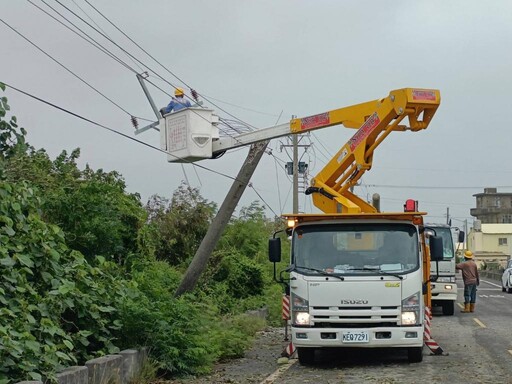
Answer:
[287,264,345,281]
[350,267,403,280]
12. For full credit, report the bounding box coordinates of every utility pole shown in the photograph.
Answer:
[464,219,468,250]
[446,207,450,225]
[175,140,269,297]
[292,134,299,214]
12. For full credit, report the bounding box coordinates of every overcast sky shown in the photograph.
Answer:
[2,0,512,228]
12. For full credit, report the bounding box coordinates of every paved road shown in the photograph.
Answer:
[269,274,512,384]
[169,274,512,384]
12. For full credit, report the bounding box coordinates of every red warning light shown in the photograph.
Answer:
[404,199,418,212]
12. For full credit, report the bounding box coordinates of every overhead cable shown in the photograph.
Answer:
[367,184,512,190]
[2,82,281,216]
[0,17,152,122]
[56,0,257,131]
[70,0,145,73]
[28,0,138,75]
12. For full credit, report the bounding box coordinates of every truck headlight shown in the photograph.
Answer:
[401,311,417,325]
[294,312,311,325]
[291,293,310,326]
[401,292,420,326]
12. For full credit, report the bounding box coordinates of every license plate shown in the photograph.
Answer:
[342,330,369,343]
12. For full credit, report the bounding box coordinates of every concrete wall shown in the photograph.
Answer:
[15,348,147,384]
[479,270,502,282]
[14,307,266,384]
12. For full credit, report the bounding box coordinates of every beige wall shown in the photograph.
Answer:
[469,231,511,256]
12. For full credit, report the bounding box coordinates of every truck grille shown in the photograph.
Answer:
[310,306,400,328]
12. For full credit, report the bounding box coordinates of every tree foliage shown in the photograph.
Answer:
[0,89,132,382]
[144,183,217,265]
[0,83,28,167]
[0,180,130,383]
[3,147,145,263]
[219,201,272,262]
[0,86,283,380]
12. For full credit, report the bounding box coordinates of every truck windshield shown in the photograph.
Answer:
[292,223,419,275]
[434,227,455,259]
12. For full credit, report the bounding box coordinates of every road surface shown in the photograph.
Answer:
[167,274,512,384]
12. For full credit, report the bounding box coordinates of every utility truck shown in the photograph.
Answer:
[149,85,444,363]
[267,88,444,364]
[427,224,464,316]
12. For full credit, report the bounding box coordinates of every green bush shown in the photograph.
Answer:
[210,314,266,360]
[0,88,278,381]
[0,181,129,383]
[212,251,266,299]
[120,293,219,375]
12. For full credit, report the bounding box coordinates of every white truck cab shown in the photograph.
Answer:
[270,213,444,364]
[426,224,463,316]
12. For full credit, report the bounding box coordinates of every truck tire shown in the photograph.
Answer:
[407,346,423,363]
[297,347,315,365]
[442,301,455,316]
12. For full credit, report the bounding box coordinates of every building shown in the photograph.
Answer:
[468,223,511,268]
[468,188,512,267]
[470,187,512,223]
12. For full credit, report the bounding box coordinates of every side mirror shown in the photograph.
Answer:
[430,236,444,262]
[269,237,281,263]
[458,230,465,243]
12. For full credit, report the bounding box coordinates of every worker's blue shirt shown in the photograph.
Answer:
[163,97,191,114]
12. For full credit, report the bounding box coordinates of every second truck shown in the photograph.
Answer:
[427,224,464,316]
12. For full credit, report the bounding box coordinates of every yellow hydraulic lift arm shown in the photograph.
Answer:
[289,88,440,214]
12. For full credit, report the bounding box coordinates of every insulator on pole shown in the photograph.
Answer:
[191,88,199,102]
[131,115,138,129]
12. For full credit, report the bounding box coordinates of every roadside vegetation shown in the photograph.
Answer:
[0,84,288,383]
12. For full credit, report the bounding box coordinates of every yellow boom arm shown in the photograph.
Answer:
[290,88,440,214]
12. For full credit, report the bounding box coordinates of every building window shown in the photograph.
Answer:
[499,238,508,246]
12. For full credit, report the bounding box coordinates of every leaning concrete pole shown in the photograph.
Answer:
[175,140,269,297]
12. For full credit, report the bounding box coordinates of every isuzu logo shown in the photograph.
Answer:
[341,299,368,305]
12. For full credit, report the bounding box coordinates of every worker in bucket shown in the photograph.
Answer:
[456,250,479,313]
[160,87,191,116]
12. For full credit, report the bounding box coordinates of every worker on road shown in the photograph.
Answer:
[160,87,191,116]
[456,250,479,313]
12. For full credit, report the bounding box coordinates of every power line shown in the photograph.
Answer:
[3,81,234,178]
[28,0,139,75]
[273,156,283,214]
[2,82,281,216]
[41,1,250,141]
[367,184,512,190]
[371,165,512,174]
[0,17,151,122]
[10,3,287,215]
[27,1,244,149]
[248,183,280,218]
[57,0,257,131]
[197,93,282,118]
[30,0,277,163]
[70,0,145,73]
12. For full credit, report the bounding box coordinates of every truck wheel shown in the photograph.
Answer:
[442,301,455,316]
[507,287,512,294]
[503,286,507,292]
[407,346,423,363]
[297,347,315,365]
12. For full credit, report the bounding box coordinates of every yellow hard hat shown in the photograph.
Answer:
[174,87,184,97]
[464,250,474,258]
